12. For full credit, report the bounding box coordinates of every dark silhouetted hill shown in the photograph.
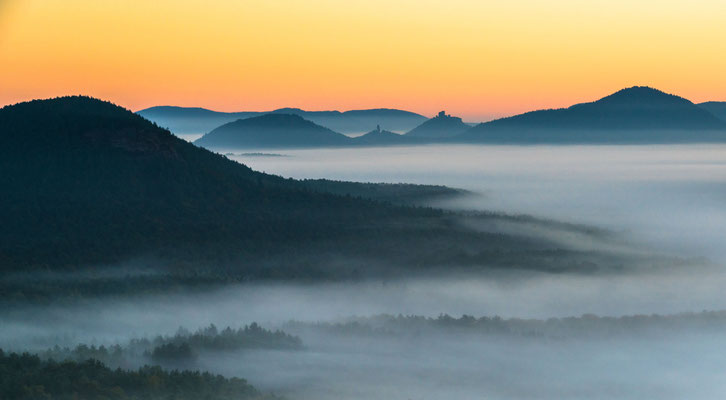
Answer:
[458,87,726,143]
[0,97,419,272]
[137,106,426,136]
[405,111,471,138]
[194,113,352,149]
[1,96,632,283]
[0,97,339,269]
[698,101,726,122]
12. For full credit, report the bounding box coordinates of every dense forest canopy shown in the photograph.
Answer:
[0,350,275,400]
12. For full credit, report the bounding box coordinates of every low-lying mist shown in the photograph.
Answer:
[4,277,726,400]
[4,268,726,348]
[229,317,726,400]
[232,144,726,263]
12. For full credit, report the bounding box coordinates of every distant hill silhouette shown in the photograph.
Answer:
[353,126,424,146]
[406,111,471,138]
[2,96,611,279]
[698,101,726,122]
[142,87,726,147]
[457,87,726,143]
[194,113,352,149]
[0,96,344,269]
[137,106,426,136]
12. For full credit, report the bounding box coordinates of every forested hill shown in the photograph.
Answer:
[0,96,417,270]
[0,96,639,281]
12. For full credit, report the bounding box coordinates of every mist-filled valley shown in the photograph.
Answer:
[4,139,726,399]
[233,144,726,263]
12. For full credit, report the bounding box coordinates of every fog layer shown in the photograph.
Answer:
[232,144,726,262]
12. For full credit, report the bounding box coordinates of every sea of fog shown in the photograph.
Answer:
[5,144,726,400]
[230,144,726,262]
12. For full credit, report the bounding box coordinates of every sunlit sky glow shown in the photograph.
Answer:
[1,0,725,120]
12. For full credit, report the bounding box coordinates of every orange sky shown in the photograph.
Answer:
[1,0,725,121]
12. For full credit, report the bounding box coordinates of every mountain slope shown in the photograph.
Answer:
[1,96,619,279]
[194,113,353,149]
[137,106,426,136]
[0,97,436,271]
[406,111,471,138]
[698,101,726,122]
[458,87,726,143]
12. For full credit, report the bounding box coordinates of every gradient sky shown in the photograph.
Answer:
[1,0,725,121]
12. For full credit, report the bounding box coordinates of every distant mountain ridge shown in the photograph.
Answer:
[458,86,726,143]
[144,86,726,147]
[138,106,426,135]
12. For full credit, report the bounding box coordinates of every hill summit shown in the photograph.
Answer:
[593,86,694,106]
[195,113,352,149]
[406,111,471,138]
